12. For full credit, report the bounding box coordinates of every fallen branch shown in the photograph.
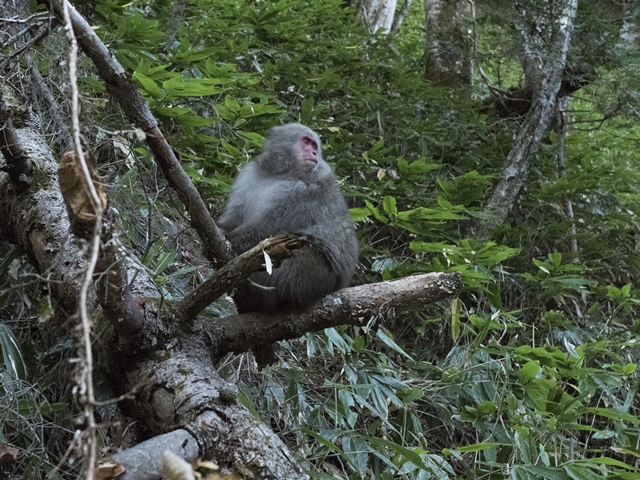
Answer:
[209,272,460,357]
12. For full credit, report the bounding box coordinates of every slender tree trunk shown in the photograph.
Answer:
[474,0,578,237]
[165,0,188,45]
[389,0,413,36]
[555,95,579,260]
[357,0,397,33]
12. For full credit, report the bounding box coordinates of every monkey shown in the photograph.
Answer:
[218,123,359,314]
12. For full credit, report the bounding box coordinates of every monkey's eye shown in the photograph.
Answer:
[302,136,318,151]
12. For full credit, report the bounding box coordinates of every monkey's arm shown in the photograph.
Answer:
[217,162,262,233]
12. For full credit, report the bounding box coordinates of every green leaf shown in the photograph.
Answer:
[572,456,639,470]
[366,437,429,471]
[338,389,358,428]
[173,113,216,127]
[0,323,26,381]
[133,71,164,98]
[383,196,397,216]
[162,76,223,97]
[365,200,388,224]
[563,465,606,480]
[519,360,541,385]
[302,428,345,456]
[587,407,640,424]
[342,436,368,474]
[453,441,507,453]
[238,131,265,147]
[221,140,242,158]
[512,465,571,480]
[38,402,68,415]
[398,387,424,403]
[376,328,412,360]
[549,252,562,268]
[349,207,372,222]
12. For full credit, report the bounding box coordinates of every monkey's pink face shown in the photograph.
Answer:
[299,135,320,167]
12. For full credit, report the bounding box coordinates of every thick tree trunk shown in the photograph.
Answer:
[423,0,471,87]
[474,0,578,237]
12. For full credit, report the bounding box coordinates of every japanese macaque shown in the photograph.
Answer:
[219,123,358,314]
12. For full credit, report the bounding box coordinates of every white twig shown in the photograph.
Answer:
[56,1,103,478]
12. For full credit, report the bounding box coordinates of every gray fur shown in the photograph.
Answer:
[219,123,358,312]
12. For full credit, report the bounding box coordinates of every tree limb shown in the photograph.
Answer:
[179,235,307,321]
[389,0,413,37]
[47,0,232,264]
[209,272,460,357]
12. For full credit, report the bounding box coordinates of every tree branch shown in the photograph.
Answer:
[179,235,306,321]
[389,0,413,37]
[474,0,578,237]
[48,0,232,264]
[209,272,460,357]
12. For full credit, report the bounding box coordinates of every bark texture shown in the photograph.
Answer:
[423,0,471,87]
[357,0,397,33]
[476,0,578,237]
[210,272,459,357]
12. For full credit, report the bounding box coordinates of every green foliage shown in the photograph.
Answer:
[0,243,71,478]
[88,0,640,477]
[12,0,640,478]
